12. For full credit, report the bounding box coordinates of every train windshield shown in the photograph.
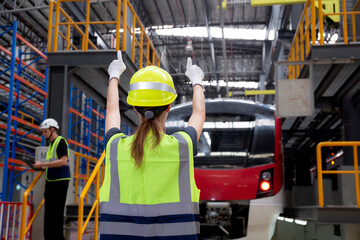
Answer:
[166,108,275,169]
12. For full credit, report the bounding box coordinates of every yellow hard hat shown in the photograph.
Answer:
[127,66,177,106]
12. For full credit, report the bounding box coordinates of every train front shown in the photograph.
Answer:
[166,99,284,239]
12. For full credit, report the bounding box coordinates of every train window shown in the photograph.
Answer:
[165,102,275,169]
[195,113,254,168]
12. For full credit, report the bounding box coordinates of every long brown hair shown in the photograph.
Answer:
[131,105,168,168]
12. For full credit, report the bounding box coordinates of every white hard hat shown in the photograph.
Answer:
[39,118,59,130]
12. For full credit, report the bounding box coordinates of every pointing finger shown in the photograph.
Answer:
[186,57,192,69]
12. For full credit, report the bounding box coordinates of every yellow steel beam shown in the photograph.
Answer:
[252,0,340,22]
[251,0,305,6]
[245,90,275,95]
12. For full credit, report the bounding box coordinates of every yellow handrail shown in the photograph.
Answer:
[288,0,315,78]
[73,151,104,204]
[20,171,44,240]
[47,0,161,68]
[353,0,360,42]
[288,0,360,79]
[355,0,360,11]
[316,141,360,207]
[77,151,105,240]
[25,199,45,234]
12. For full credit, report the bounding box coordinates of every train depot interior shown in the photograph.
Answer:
[0,0,360,239]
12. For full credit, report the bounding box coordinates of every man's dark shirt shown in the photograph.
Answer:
[49,138,68,158]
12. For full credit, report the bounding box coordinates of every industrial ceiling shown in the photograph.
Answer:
[0,0,296,102]
[3,0,359,169]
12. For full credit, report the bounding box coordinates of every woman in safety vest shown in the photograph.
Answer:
[100,51,205,240]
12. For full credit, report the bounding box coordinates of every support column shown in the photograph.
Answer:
[47,65,71,139]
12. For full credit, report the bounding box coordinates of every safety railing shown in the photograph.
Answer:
[0,202,32,240]
[20,171,44,240]
[77,151,105,240]
[74,151,104,204]
[316,141,360,207]
[47,0,160,69]
[288,0,360,79]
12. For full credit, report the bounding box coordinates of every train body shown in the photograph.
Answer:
[166,99,284,239]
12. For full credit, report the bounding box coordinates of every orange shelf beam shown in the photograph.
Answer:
[69,108,91,122]
[68,139,90,152]
[14,74,47,97]
[0,84,44,110]
[0,124,41,142]
[0,45,45,79]
[11,116,40,130]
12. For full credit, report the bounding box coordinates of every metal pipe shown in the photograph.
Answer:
[219,0,229,97]
[116,0,121,50]
[311,0,316,44]
[122,0,128,51]
[318,0,324,44]
[47,0,54,53]
[0,5,48,14]
[353,145,360,207]
[83,0,90,51]
[316,143,325,207]
[201,0,218,87]
[171,70,262,77]
[342,0,348,44]
[53,0,60,52]
[3,21,17,202]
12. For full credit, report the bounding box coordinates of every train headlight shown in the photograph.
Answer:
[260,181,271,191]
[257,168,274,198]
[261,171,271,181]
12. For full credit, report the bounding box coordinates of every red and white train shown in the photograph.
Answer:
[166,99,284,239]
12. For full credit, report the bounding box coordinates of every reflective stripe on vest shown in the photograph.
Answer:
[45,136,71,181]
[100,132,199,239]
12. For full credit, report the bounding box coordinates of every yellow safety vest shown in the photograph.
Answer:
[45,136,71,181]
[99,131,200,239]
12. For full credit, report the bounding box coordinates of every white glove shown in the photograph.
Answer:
[108,51,126,81]
[185,57,204,87]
